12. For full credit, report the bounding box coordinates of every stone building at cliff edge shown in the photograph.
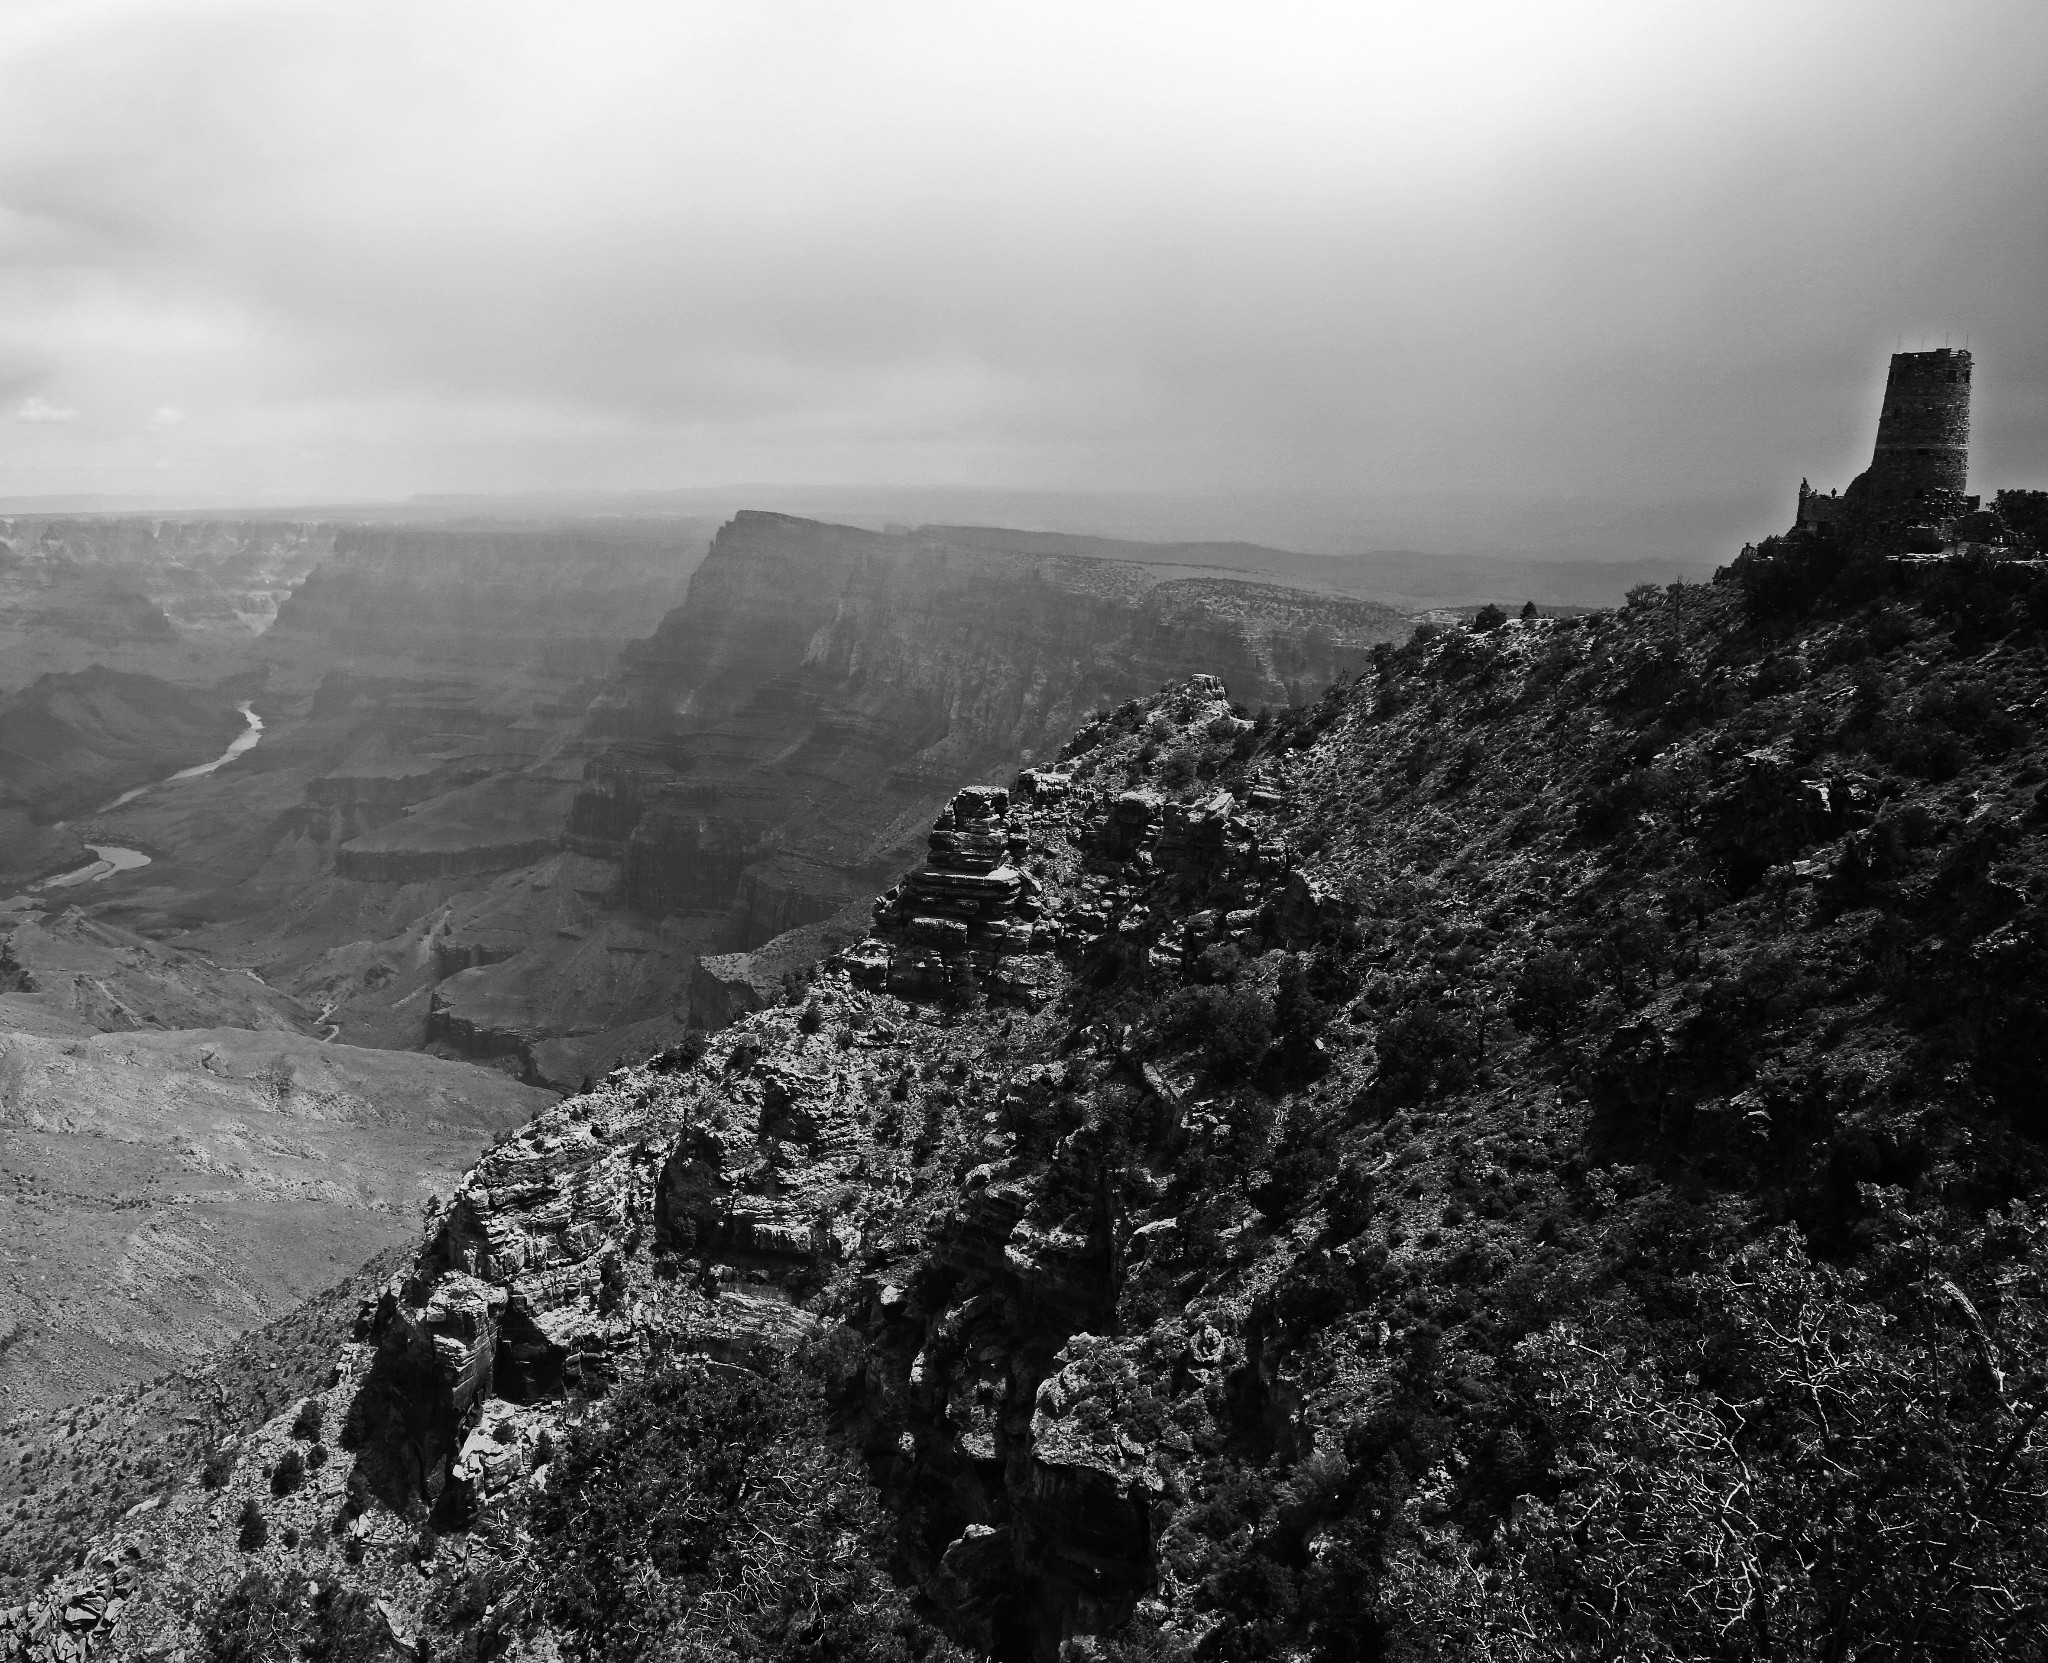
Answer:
[1783,348,2043,556]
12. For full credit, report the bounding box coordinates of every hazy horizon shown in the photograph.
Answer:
[4,1,2044,559]
[0,481,1763,570]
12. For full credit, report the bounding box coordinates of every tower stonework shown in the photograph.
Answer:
[1765,346,2035,564]
[1844,347,1971,508]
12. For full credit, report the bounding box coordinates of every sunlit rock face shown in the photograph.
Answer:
[570,511,1404,943]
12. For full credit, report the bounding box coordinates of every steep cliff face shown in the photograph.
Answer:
[49,549,2048,1663]
[573,511,1405,937]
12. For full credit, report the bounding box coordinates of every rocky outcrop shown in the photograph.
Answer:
[423,981,546,1082]
[310,677,1335,1657]
[431,937,522,981]
[0,1553,139,1661]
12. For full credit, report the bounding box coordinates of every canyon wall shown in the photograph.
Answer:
[124,522,714,1079]
[260,522,707,687]
[257,511,1403,1083]
[5,511,1398,1092]
[570,511,1407,948]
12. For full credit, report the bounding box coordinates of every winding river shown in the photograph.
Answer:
[102,700,265,811]
[29,702,266,893]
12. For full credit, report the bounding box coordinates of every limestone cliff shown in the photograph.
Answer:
[260,522,705,689]
[571,511,1404,939]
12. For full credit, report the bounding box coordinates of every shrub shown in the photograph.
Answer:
[271,1448,305,1497]
[1196,941,1248,984]
[1324,1158,1378,1242]
[1734,534,1847,621]
[236,1498,268,1552]
[1511,950,1588,1041]
[1505,1229,2048,1660]
[1155,984,1274,1081]
[289,1398,324,1441]
[797,1000,825,1034]
[1271,1253,1365,1336]
[1369,1001,1473,1109]
[201,1446,238,1490]
[523,1358,954,1661]
[1588,911,1672,1006]
[650,1030,709,1073]
[200,1570,385,1663]
[1253,1110,1338,1222]
[1266,957,1335,1083]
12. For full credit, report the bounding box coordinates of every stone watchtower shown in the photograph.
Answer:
[1844,347,1971,509]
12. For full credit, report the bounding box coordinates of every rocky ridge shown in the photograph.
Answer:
[20,546,2048,1661]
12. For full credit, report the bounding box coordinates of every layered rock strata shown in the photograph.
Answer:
[568,512,1402,947]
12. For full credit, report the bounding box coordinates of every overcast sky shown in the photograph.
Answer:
[2,0,2043,552]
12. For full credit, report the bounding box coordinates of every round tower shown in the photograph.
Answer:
[1845,347,1970,507]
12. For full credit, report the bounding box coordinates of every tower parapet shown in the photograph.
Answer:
[1752,347,2040,568]
[1778,347,1991,554]
[1844,347,1971,509]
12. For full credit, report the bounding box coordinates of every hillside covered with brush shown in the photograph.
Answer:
[15,543,2048,1663]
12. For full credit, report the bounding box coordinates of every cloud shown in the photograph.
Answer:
[145,404,186,430]
[16,396,77,424]
[0,0,2041,541]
